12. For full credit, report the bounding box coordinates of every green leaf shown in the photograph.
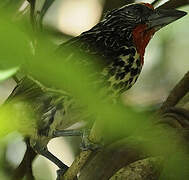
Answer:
[0,99,36,137]
[0,67,19,83]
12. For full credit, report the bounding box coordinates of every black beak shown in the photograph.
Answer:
[147,8,187,31]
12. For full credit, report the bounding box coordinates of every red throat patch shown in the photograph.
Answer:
[132,24,155,65]
[142,3,154,9]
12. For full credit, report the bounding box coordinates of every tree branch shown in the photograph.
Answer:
[63,151,92,180]
[78,138,148,180]
[109,157,162,180]
[158,71,189,114]
[27,0,36,30]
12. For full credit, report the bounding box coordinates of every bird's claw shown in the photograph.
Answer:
[80,129,102,151]
[52,128,103,151]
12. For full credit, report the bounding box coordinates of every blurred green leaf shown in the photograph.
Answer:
[0,67,19,83]
[0,11,31,69]
[0,99,36,138]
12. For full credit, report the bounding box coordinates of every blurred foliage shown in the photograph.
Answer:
[0,1,189,180]
[0,67,19,83]
[0,0,24,12]
[0,99,37,137]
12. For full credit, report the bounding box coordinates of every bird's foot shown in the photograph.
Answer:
[52,129,83,137]
[53,128,102,151]
[80,129,102,151]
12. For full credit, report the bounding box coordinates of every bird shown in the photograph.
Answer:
[6,2,186,179]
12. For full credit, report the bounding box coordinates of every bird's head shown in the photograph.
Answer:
[103,3,187,63]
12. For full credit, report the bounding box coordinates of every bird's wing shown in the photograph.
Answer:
[5,32,104,134]
[6,77,68,131]
[6,77,43,102]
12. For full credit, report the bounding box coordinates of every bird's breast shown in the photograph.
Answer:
[102,46,143,96]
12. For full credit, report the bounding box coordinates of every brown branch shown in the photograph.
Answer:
[78,138,148,180]
[63,150,92,180]
[109,157,162,180]
[158,71,189,114]
[62,136,149,180]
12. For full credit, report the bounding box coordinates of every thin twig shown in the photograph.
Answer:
[38,0,54,29]
[27,0,36,30]
[158,71,189,114]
